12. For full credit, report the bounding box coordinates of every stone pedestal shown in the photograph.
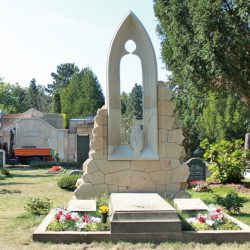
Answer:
[109,193,182,242]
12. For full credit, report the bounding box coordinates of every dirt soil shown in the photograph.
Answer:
[210,182,250,193]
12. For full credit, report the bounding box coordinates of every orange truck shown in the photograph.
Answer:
[13,148,55,164]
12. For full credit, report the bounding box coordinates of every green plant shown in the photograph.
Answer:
[29,161,82,169]
[47,221,67,231]
[0,168,11,177]
[217,221,241,230]
[25,197,52,216]
[201,139,247,183]
[84,222,110,231]
[213,191,247,213]
[96,193,109,208]
[57,174,81,191]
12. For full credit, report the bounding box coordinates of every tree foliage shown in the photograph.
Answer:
[47,63,79,95]
[61,67,104,118]
[154,0,250,103]
[199,91,250,142]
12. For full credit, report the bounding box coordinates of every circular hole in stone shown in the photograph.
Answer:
[125,40,136,53]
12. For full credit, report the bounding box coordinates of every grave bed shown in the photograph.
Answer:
[33,208,250,244]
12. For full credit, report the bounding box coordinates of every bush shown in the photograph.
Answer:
[0,168,11,177]
[213,191,247,213]
[96,193,109,208]
[30,161,82,169]
[58,174,81,191]
[25,197,53,216]
[200,139,246,183]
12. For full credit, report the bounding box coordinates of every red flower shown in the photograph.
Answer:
[216,208,221,213]
[51,166,61,171]
[198,216,206,223]
[65,214,72,220]
[55,215,61,220]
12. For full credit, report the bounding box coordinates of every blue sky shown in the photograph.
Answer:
[0,0,169,95]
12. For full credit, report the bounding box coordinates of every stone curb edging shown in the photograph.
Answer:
[33,209,250,244]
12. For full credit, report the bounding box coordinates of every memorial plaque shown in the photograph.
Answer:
[0,149,5,168]
[67,200,96,212]
[174,198,208,212]
[186,158,206,182]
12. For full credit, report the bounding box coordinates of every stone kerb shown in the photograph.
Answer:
[75,83,189,199]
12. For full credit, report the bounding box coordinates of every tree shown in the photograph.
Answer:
[126,83,143,119]
[0,82,28,113]
[24,79,51,112]
[52,92,61,113]
[47,63,79,94]
[199,91,250,142]
[154,0,250,103]
[61,67,104,118]
[121,91,129,115]
[25,79,39,109]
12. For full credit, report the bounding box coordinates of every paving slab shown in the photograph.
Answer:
[67,200,96,212]
[174,198,208,212]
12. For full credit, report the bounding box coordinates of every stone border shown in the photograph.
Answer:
[33,209,250,243]
[33,209,110,243]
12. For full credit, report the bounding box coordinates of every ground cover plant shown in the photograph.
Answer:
[0,167,250,250]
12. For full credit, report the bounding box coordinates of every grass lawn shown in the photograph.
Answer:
[0,168,250,250]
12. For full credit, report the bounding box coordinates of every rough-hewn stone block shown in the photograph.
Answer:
[95,114,107,125]
[94,183,108,194]
[158,129,168,145]
[96,106,108,116]
[90,137,107,151]
[131,171,155,191]
[88,171,105,184]
[145,161,161,172]
[74,183,96,199]
[158,101,175,116]
[131,160,148,171]
[105,170,131,186]
[158,116,176,130]
[92,125,107,137]
[108,184,119,193]
[164,143,184,158]
[95,160,130,174]
[172,164,189,183]
[89,149,107,160]
[85,159,99,174]
[160,158,171,170]
[158,82,172,101]
[167,129,184,145]
[150,170,171,186]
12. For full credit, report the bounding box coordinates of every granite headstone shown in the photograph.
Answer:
[186,158,206,182]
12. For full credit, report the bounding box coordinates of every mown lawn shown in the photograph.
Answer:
[0,168,250,250]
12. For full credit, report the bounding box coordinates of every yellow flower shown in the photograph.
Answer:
[99,205,109,213]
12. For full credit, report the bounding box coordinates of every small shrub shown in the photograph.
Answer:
[25,197,52,216]
[213,191,247,213]
[217,221,241,230]
[84,222,110,231]
[0,168,11,177]
[58,174,81,191]
[200,139,246,183]
[47,221,67,231]
[30,161,82,169]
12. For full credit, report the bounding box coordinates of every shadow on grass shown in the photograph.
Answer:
[0,182,34,186]
[10,174,54,178]
[0,189,21,194]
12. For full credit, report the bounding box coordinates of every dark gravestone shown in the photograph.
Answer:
[186,158,206,182]
[245,133,250,150]
[0,149,5,168]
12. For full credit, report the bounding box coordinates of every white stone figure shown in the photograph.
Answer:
[130,124,144,155]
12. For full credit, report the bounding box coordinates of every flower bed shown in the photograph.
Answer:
[47,208,110,232]
[184,205,241,231]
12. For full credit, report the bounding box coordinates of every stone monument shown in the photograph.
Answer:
[74,12,189,199]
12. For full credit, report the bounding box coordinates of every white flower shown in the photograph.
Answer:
[187,217,197,223]
[91,217,101,223]
[75,221,87,229]
[71,212,80,220]
[206,219,214,226]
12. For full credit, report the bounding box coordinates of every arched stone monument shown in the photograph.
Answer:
[74,12,189,199]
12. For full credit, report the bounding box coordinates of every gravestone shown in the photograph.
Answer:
[186,158,206,182]
[0,149,5,168]
[245,133,250,150]
[110,193,182,242]
[67,200,96,212]
[174,198,208,212]
[74,12,189,199]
